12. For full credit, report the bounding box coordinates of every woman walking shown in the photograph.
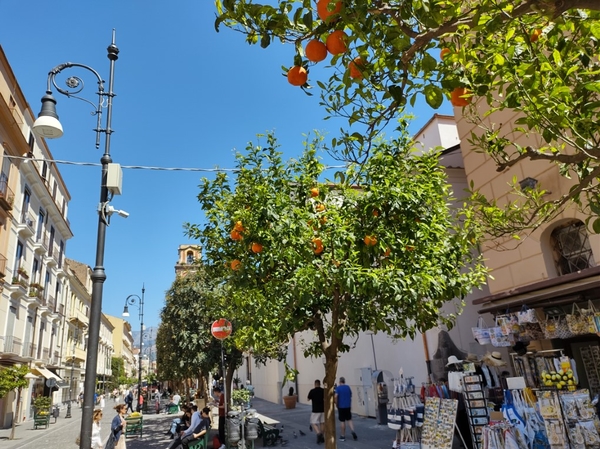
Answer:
[91,409,103,449]
[110,404,128,449]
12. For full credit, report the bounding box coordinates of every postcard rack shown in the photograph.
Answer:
[461,374,489,449]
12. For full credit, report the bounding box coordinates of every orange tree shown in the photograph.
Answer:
[185,131,487,446]
[214,1,600,235]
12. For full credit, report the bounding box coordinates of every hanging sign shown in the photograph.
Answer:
[211,319,232,340]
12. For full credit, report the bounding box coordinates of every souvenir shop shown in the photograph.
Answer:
[387,267,600,449]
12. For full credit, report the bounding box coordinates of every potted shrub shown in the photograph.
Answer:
[231,388,251,410]
[33,396,52,416]
[283,386,297,409]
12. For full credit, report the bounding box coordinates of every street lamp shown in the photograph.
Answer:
[122,286,145,412]
[32,30,127,449]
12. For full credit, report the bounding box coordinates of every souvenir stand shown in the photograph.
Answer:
[387,372,424,449]
[462,374,490,449]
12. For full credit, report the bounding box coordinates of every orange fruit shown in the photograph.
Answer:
[230,230,243,241]
[384,247,391,257]
[312,237,324,254]
[326,30,347,55]
[305,40,327,63]
[450,87,472,107]
[405,245,415,252]
[251,242,263,253]
[364,235,377,246]
[440,48,451,59]
[315,203,326,212]
[316,0,342,22]
[310,187,320,197]
[530,29,542,42]
[319,216,328,225]
[230,259,242,270]
[372,209,379,217]
[287,66,308,86]
[234,221,245,232]
[349,57,365,79]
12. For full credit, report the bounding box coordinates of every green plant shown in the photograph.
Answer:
[287,387,294,397]
[231,388,251,407]
[33,396,52,414]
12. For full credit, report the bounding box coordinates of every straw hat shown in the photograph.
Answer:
[482,351,506,367]
[446,355,463,366]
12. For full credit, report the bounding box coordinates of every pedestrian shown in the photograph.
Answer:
[137,392,144,412]
[110,404,128,449]
[212,386,226,449]
[164,405,192,439]
[334,377,357,441]
[91,409,103,449]
[182,407,212,449]
[79,391,84,408]
[167,405,201,449]
[125,390,134,414]
[308,379,325,444]
[173,391,182,406]
[100,393,106,410]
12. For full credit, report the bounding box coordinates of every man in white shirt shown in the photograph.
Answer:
[168,405,200,449]
[173,392,181,405]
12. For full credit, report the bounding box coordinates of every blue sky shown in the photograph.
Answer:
[0,1,452,328]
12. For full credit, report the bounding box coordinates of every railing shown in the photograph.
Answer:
[0,253,7,278]
[57,303,65,316]
[0,179,15,211]
[42,347,50,363]
[20,210,37,234]
[22,342,36,358]
[47,295,56,312]
[4,336,22,354]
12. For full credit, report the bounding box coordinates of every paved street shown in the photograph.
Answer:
[0,397,395,449]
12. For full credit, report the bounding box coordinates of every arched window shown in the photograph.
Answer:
[551,220,596,275]
[186,251,195,264]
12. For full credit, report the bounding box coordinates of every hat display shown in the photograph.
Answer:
[446,355,464,366]
[482,351,507,367]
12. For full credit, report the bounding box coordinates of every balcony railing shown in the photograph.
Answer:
[18,210,37,237]
[56,303,65,316]
[4,336,22,354]
[0,179,14,211]
[42,347,50,364]
[0,253,7,278]
[22,342,36,358]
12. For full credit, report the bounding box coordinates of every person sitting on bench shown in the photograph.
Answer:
[168,405,201,449]
[182,407,211,449]
[165,405,191,439]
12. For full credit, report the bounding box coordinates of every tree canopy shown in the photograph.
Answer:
[215,0,600,234]
[185,131,488,446]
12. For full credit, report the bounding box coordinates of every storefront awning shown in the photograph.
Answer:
[473,266,600,314]
[32,367,62,381]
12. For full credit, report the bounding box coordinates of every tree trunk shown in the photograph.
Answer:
[323,353,339,449]
[10,387,21,440]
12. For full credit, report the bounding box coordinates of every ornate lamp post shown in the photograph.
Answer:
[122,286,145,412]
[32,30,128,449]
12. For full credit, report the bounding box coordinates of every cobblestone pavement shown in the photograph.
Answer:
[0,397,395,449]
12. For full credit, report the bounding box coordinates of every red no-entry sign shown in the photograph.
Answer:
[211,318,232,340]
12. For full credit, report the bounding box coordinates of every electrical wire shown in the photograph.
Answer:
[6,154,347,173]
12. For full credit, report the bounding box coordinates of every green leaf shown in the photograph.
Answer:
[593,218,600,234]
[424,84,444,109]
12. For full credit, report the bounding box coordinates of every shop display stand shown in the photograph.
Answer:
[510,349,564,389]
[461,374,489,449]
[580,345,600,397]
[421,397,464,449]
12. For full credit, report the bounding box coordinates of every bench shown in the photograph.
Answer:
[33,414,50,429]
[125,416,143,438]
[188,432,210,449]
[257,420,280,446]
[168,404,180,414]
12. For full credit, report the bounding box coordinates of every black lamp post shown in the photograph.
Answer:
[32,31,128,449]
[122,286,145,412]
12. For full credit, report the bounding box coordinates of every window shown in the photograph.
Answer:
[186,251,195,264]
[551,221,596,275]
[21,188,30,223]
[28,132,34,151]
[36,209,45,241]
[49,226,55,256]
[41,161,48,180]
[14,241,24,273]
[32,259,39,284]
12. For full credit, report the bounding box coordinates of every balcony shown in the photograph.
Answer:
[0,254,7,278]
[32,234,48,255]
[56,303,65,317]
[16,211,36,238]
[3,336,22,355]
[0,179,14,212]
[22,342,36,359]
[68,309,89,326]
[42,347,50,364]
[44,245,58,267]
[28,283,44,300]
